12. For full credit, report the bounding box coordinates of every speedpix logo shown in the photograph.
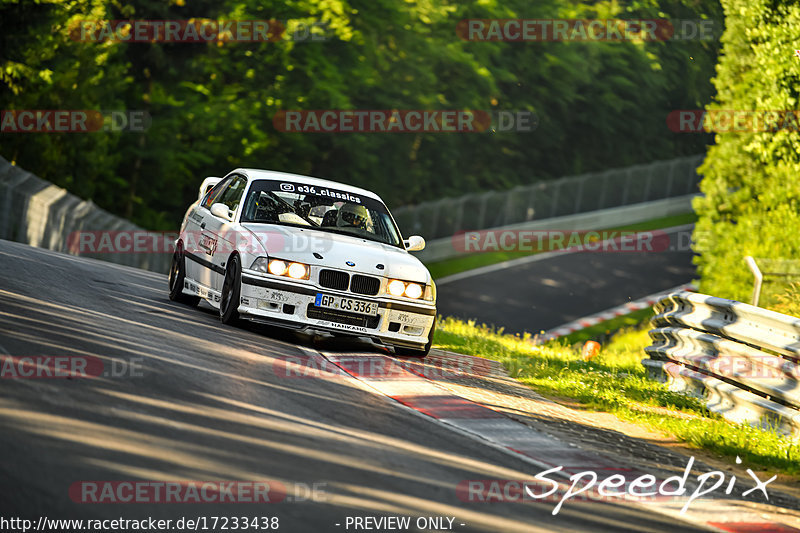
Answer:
[458,456,776,515]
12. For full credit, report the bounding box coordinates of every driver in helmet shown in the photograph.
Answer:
[336,202,370,230]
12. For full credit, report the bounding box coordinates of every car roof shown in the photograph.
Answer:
[232,168,383,203]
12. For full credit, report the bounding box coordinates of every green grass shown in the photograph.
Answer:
[433,316,800,476]
[426,212,698,280]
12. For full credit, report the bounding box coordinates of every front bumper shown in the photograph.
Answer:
[238,271,436,349]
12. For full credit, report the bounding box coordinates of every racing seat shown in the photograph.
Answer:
[253,195,280,223]
[321,210,338,227]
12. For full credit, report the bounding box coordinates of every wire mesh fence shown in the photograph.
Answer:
[392,154,704,240]
[749,258,800,309]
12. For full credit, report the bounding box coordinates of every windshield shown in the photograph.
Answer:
[240,179,403,247]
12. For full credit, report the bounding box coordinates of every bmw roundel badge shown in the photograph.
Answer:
[345,261,356,267]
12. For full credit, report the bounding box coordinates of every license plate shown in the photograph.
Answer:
[315,293,378,315]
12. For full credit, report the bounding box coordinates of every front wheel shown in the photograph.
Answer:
[168,250,200,307]
[220,255,242,325]
[394,317,436,358]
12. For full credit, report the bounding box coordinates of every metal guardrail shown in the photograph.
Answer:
[0,156,170,273]
[393,154,703,241]
[644,290,800,436]
[415,194,697,264]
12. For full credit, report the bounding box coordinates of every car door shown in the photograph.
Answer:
[206,174,248,295]
[186,176,231,289]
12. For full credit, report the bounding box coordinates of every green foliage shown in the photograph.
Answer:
[774,282,800,318]
[693,0,800,301]
[2,0,721,230]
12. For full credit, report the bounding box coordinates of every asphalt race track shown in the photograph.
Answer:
[0,239,716,532]
[436,226,695,334]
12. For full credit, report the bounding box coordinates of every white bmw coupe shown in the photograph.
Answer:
[169,169,436,357]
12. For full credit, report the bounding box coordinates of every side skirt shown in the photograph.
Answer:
[183,277,222,309]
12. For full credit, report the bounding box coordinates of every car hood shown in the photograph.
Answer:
[241,223,430,283]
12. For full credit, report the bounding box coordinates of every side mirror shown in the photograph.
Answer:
[210,203,231,221]
[199,177,221,201]
[404,235,426,252]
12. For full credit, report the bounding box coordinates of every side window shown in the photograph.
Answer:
[202,177,232,210]
[217,175,247,212]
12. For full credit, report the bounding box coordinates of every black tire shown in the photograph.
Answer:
[394,316,436,358]
[220,255,242,325]
[168,249,200,307]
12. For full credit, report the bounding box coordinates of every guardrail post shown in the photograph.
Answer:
[477,193,489,229]
[453,196,464,233]
[597,171,610,210]
[621,169,633,205]
[745,256,763,307]
[642,165,653,202]
[665,159,677,198]
[549,180,561,217]
[573,175,586,213]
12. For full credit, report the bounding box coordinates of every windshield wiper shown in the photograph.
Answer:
[266,192,318,226]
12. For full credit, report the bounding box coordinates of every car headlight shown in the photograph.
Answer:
[250,257,310,280]
[386,279,427,300]
[387,279,406,297]
[268,259,287,276]
[404,283,423,299]
[287,262,307,279]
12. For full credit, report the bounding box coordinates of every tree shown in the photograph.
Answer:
[692,0,800,301]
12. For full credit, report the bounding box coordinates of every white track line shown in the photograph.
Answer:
[537,282,697,343]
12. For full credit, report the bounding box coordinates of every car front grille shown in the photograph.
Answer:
[350,274,380,296]
[319,269,349,291]
[306,304,380,328]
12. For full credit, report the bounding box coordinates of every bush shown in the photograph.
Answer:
[773,282,800,318]
[693,0,800,302]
